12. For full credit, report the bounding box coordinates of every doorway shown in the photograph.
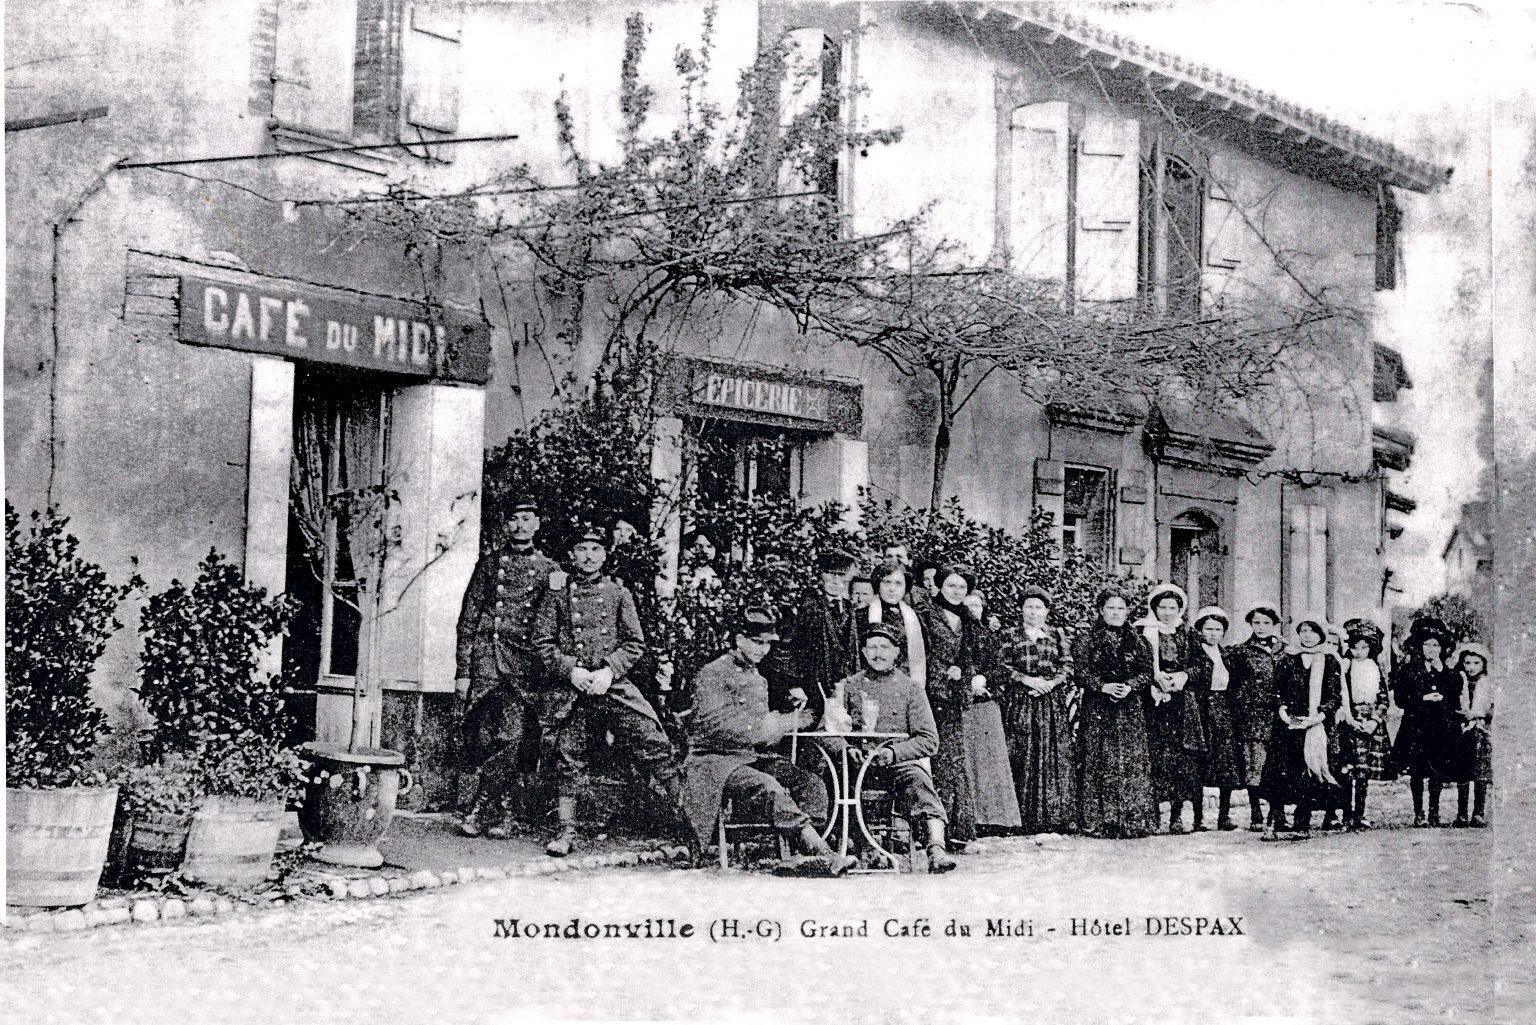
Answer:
[282,365,393,747]
[1169,509,1225,613]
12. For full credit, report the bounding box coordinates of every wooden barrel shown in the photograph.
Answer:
[127,811,193,873]
[5,786,120,907]
[181,798,285,887]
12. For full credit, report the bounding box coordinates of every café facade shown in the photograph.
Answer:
[5,0,1446,795]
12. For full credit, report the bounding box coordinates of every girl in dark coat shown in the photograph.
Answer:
[918,565,984,849]
[1451,642,1493,828]
[1191,606,1244,830]
[1075,589,1158,839]
[1228,605,1287,831]
[1260,618,1348,840]
[997,587,1078,834]
[1135,583,1207,833]
[1390,619,1464,827]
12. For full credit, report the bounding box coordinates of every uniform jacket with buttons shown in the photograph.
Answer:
[681,651,790,841]
[533,572,654,724]
[455,544,560,682]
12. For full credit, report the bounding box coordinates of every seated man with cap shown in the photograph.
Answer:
[823,621,957,873]
[534,522,692,858]
[681,608,854,877]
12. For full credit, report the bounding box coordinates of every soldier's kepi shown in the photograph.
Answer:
[532,522,695,859]
[453,497,562,838]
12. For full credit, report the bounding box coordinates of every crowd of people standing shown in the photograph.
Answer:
[454,502,1495,877]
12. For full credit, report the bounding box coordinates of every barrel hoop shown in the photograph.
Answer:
[7,823,111,837]
[8,867,102,881]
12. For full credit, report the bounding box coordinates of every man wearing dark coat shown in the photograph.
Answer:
[453,498,562,837]
[770,548,862,717]
[681,609,851,876]
[533,524,688,857]
[824,622,958,873]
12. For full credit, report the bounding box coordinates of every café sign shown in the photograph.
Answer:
[178,275,490,384]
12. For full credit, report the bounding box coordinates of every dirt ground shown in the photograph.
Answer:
[3,783,1518,1025]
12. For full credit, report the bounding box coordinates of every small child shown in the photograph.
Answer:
[1337,620,1392,830]
[1451,643,1493,828]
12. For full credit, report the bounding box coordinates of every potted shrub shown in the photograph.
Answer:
[124,550,303,888]
[290,472,413,868]
[5,504,141,907]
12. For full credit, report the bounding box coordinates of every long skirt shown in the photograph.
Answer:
[1261,721,1348,810]
[933,712,978,842]
[1147,693,1205,803]
[962,699,1021,829]
[1004,687,1079,834]
[1343,702,1394,781]
[1077,690,1157,838]
[1391,706,1463,781]
[1201,690,1244,788]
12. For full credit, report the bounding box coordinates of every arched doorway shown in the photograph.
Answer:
[1169,509,1225,613]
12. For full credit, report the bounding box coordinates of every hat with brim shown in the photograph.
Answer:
[572,522,608,545]
[1450,641,1491,670]
[1193,605,1230,632]
[509,497,540,515]
[861,622,903,646]
[734,608,780,642]
[1147,583,1189,614]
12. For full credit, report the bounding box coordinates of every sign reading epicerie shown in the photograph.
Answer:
[178,275,490,384]
[696,371,832,423]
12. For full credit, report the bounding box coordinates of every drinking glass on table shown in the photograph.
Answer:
[858,693,881,733]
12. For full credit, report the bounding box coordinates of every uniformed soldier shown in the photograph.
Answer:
[680,608,852,877]
[453,498,563,838]
[533,524,690,858]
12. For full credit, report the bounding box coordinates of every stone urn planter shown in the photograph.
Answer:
[5,785,120,907]
[297,743,413,868]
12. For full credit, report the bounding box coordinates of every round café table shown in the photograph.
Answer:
[790,729,916,873]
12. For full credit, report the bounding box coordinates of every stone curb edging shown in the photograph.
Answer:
[3,845,694,935]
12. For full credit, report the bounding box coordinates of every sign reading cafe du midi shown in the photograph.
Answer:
[177,275,491,384]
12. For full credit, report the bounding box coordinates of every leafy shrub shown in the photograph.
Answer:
[135,550,302,807]
[660,490,856,692]
[5,503,142,789]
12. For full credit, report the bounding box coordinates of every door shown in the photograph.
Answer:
[284,365,392,747]
[1169,509,1224,613]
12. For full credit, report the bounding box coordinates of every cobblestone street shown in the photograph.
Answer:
[3,790,1504,1025]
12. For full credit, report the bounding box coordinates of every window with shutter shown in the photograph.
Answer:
[1287,504,1330,619]
[780,28,843,203]
[1009,101,1070,285]
[403,2,462,151]
[1074,115,1140,302]
[1135,147,1207,318]
[273,0,361,139]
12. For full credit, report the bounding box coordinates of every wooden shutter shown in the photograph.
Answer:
[1205,180,1243,271]
[1009,102,1070,283]
[1075,114,1140,302]
[273,0,360,138]
[403,2,463,139]
[1287,504,1329,618]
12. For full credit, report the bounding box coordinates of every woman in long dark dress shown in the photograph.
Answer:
[918,565,983,849]
[1135,584,1206,833]
[1259,618,1348,840]
[997,587,1078,834]
[960,589,1022,832]
[1075,589,1158,838]
[1390,618,1464,827]
[1191,606,1245,830]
